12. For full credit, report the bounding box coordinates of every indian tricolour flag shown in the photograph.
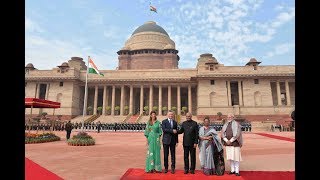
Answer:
[88,57,104,76]
[150,5,157,13]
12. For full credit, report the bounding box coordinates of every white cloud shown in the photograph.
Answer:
[103,26,119,39]
[25,35,118,70]
[88,12,105,26]
[265,43,295,58]
[157,0,294,66]
[25,17,44,33]
[271,7,295,28]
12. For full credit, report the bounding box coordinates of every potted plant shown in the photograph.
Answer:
[115,106,120,115]
[217,112,223,120]
[162,106,168,115]
[181,106,188,115]
[143,106,149,115]
[87,106,93,115]
[124,105,129,115]
[106,106,111,115]
[152,106,158,114]
[97,106,103,115]
[171,106,177,113]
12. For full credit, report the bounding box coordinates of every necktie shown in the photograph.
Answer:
[170,119,173,128]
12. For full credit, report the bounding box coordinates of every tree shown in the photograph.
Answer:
[171,106,177,113]
[162,106,168,116]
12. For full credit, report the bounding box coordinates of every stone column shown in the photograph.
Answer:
[35,83,39,98]
[111,85,115,115]
[188,85,192,114]
[129,85,133,114]
[149,85,153,114]
[177,86,181,115]
[285,81,291,106]
[102,85,107,115]
[140,85,144,115]
[93,85,98,115]
[276,81,282,106]
[45,83,50,100]
[105,87,109,114]
[158,85,162,116]
[120,85,125,116]
[238,81,243,106]
[168,85,172,110]
[227,81,232,106]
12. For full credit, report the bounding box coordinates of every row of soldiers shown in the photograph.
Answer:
[25,123,66,131]
[25,121,251,132]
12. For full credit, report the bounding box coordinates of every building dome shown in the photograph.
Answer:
[132,21,169,36]
[26,63,34,68]
[58,62,69,67]
[124,21,175,51]
[164,44,175,50]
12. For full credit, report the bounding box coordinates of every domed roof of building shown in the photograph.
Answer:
[121,46,131,51]
[164,44,175,49]
[26,63,34,68]
[246,58,261,65]
[132,21,169,36]
[58,62,69,67]
[124,21,176,51]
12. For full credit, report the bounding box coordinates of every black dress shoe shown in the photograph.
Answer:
[164,169,168,173]
[190,170,195,174]
[184,170,189,174]
[235,173,240,176]
[228,171,235,175]
[171,169,175,174]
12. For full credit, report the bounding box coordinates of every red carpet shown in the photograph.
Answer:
[25,157,63,180]
[254,133,295,142]
[120,168,294,180]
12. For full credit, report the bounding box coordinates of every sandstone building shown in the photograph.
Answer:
[25,21,295,122]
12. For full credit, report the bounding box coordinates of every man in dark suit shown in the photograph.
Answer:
[161,110,179,174]
[65,120,73,140]
[178,112,199,174]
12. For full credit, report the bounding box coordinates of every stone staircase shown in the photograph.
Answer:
[94,115,127,123]
[85,114,100,123]
[126,114,140,123]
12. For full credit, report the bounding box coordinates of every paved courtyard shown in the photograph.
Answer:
[25,130,295,180]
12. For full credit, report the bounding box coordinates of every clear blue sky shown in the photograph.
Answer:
[26,0,295,70]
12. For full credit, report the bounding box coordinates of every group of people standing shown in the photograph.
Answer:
[144,110,243,176]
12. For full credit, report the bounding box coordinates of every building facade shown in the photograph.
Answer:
[25,21,295,121]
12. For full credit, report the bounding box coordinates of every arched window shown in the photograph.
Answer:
[210,92,216,107]
[254,91,262,106]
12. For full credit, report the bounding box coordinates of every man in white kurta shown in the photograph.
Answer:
[221,113,243,176]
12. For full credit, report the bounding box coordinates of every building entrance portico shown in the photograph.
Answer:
[84,83,197,116]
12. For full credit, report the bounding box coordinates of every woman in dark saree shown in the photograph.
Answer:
[198,117,225,175]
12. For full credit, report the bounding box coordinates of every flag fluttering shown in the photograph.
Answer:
[150,5,157,13]
[88,57,104,76]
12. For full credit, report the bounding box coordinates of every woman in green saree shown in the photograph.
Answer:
[144,110,162,173]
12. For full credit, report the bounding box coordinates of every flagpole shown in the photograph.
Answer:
[81,56,90,131]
